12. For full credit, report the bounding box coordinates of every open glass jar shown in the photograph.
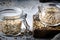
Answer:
[39,3,60,27]
[33,2,60,38]
[0,7,30,36]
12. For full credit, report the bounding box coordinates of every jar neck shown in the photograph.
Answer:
[2,16,20,20]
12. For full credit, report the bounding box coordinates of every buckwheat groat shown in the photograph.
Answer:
[39,7,60,25]
[2,16,22,35]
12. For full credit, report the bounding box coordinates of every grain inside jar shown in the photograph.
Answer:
[1,16,22,35]
[39,6,60,25]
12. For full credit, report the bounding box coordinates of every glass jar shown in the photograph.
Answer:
[38,3,60,27]
[33,3,60,38]
[0,7,30,36]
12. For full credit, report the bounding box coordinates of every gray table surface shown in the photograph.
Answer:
[0,35,50,40]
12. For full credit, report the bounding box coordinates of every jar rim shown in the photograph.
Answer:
[0,7,22,17]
